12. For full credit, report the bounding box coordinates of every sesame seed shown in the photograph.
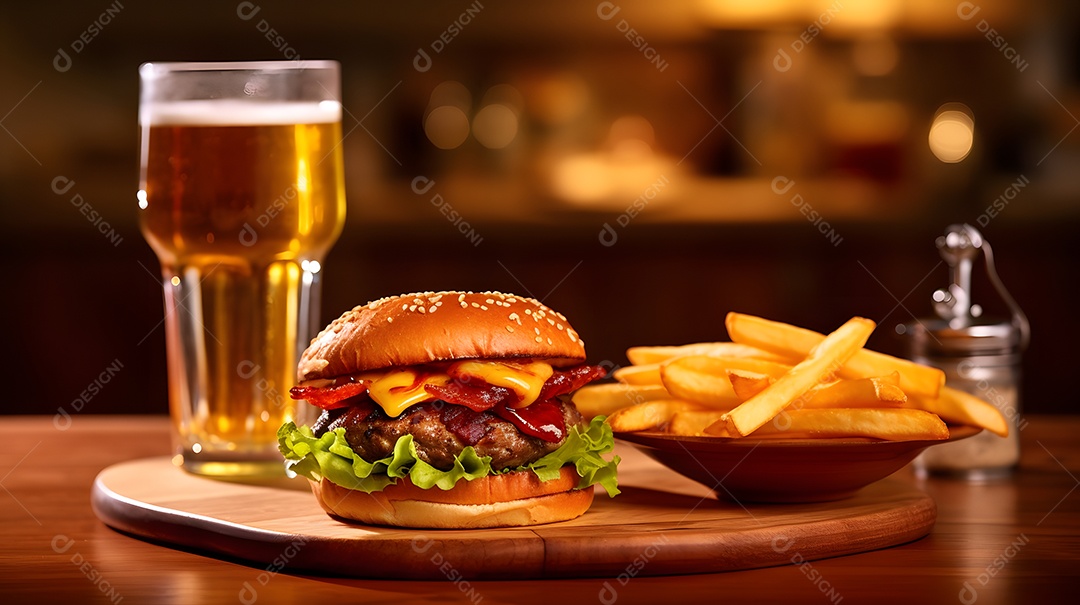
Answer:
[507,297,517,303]
[460,302,469,308]
[458,293,466,301]
[471,302,480,308]
[436,301,443,306]
[547,318,555,326]
[387,317,394,323]
[401,303,408,310]
[409,304,417,312]
[535,336,543,343]
[480,305,488,310]
[506,326,514,333]
[547,337,553,345]
[486,298,494,304]
[525,309,532,315]
[557,323,563,330]
[534,327,541,335]
[418,306,426,314]
[569,332,578,342]
[429,305,437,313]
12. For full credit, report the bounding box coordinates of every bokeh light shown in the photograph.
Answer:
[473,104,519,149]
[929,104,975,163]
[425,105,471,149]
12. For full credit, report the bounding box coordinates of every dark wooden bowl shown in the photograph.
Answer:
[616,425,981,503]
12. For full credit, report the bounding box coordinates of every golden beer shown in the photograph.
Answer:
[139,91,345,475]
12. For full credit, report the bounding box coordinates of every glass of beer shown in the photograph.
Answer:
[137,61,346,477]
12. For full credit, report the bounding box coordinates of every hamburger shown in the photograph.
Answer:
[277,291,620,528]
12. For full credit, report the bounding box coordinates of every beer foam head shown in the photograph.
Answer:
[141,100,342,126]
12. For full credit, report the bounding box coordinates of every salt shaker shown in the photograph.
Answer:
[902,224,1029,479]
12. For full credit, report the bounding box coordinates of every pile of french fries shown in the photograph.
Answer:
[574,312,1008,441]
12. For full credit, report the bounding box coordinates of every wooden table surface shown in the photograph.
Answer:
[2,415,1077,604]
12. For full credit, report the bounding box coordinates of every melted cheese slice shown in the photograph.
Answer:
[360,361,554,417]
[450,361,554,409]
[363,370,451,418]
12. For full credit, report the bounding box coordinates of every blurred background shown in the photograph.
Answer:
[2,0,1077,416]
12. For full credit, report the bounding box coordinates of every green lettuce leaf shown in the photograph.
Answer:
[277,415,620,497]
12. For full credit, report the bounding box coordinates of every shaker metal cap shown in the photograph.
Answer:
[900,224,1029,358]
[905,317,1022,357]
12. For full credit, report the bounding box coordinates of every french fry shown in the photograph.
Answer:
[661,356,792,407]
[726,370,773,401]
[626,342,791,366]
[669,355,793,379]
[668,410,727,436]
[660,360,740,409]
[705,408,949,441]
[572,383,671,419]
[908,386,1008,437]
[607,399,703,432]
[612,363,663,386]
[719,317,876,437]
[725,312,945,399]
[797,373,907,409]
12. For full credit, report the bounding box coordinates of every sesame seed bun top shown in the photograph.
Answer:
[297,291,588,382]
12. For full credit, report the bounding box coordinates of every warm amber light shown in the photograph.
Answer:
[852,34,899,76]
[473,104,519,149]
[698,0,798,24]
[829,0,900,30]
[552,153,613,203]
[428,81,471,112]
[929,105,975,163]
[424,106,470,149]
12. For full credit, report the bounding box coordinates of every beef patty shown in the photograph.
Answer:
[317,400,583,471]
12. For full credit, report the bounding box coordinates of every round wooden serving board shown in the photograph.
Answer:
[91,446,936,580]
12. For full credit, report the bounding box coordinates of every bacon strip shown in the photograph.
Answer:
[537,364,609,401]
[424,381,517,412]
[289,381,370,410]
[290,363,607,421]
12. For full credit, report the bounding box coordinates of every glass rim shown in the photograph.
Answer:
[139,60,339,78]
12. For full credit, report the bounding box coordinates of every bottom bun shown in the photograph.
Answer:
[310,467,595,528]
